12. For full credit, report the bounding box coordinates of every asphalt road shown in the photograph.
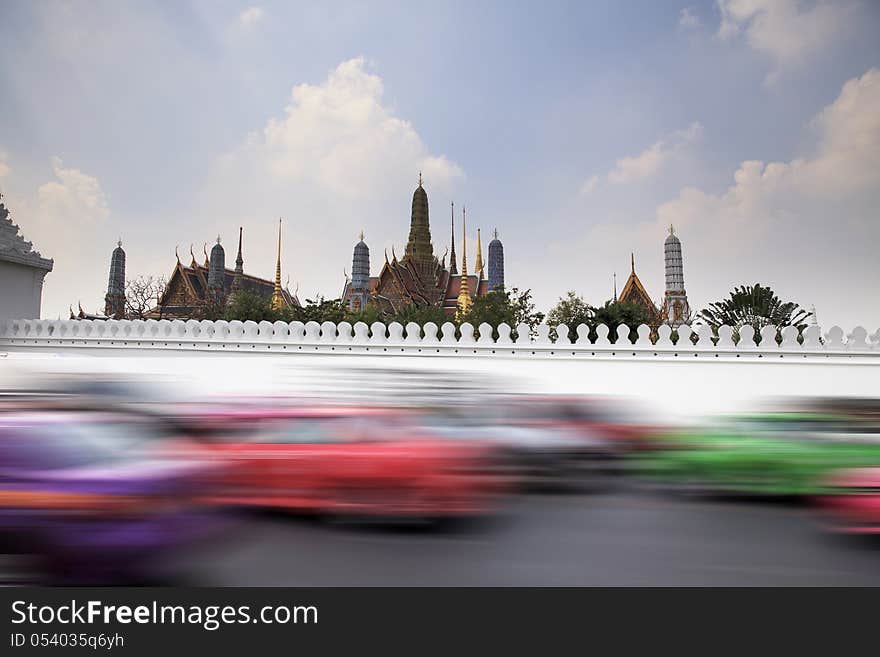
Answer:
[162,482,880,586]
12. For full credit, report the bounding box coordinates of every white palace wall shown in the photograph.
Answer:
[1,318,878,419]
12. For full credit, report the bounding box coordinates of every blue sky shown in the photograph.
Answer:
[1,0,878,328]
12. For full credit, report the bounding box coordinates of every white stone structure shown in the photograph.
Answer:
[0,195,53,321]
[662,225,690,326]
[1,319,879,418]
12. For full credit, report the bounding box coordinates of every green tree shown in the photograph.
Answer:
[344,304,382,327]
[590,300,654,344]
[546,291,592,342]
[463,287,545,339]
[288,296,347,324]
[223,290,280,323]
[390,303,448,333]
[696,284,812,343]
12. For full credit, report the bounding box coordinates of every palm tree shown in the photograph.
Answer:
[697,284,812,342]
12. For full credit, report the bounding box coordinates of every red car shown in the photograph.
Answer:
[819,467,880,534]
[179,406,508,520]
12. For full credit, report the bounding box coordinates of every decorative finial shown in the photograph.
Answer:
[190,244,197,264]
[418,171,422,187]
[494,227,499,240]
[270,218,284,310]
[456,203,472,317]
[217,234,222,244]
[669,224,674,235]
[175,245,180,262]
[359,230,364,242]
[117,238,122,248]
[631,252,635,274]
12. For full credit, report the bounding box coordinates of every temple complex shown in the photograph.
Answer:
[342,176,506,317]
[617,225,691,328]
[147,223,297,319]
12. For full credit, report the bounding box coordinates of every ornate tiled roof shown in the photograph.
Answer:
[0,194,53,271]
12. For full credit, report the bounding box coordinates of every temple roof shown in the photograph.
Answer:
[618,255,660,317]
[157,260,298,310]
[0,194,53,271]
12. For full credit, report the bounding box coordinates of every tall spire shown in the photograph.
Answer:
[270,218,284,310]
[487,227,504,291]
[405,175,435,285]
[456,205,472,316]
[663,224,689,326]
[449,201,458,275]
[105,239,126,319]
[631,252,635,274]
[475,227,484,274]
[235,226,244,274]
[613,272,617,301]
[208,234,226,296]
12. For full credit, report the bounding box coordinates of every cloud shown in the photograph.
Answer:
[36,156,110,228]
[248,57,463,197]
[4,156,112,317]
[197,58,464,301]
[717,0,850,84]
[580,175,599,196]
[238,7,264,28]
[548,69,880,330]
[607,122,702,184]
[678,7,700,30]
[651,68,880,326]
[659,68,880,231]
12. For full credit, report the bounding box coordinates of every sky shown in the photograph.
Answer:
[1,0,878,329]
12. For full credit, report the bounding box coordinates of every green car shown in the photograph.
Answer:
[635,413,880,496]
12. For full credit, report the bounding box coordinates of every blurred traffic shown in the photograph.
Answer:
[1,367,879,584]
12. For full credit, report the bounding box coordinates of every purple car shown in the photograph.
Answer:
[0,412,226,583]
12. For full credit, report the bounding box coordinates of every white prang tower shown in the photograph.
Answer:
[663,225,690,326]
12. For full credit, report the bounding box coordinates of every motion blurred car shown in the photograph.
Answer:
[634,413,880,497]
[417,401,618,491]
[818,467,880,534]
[501,394,661,454]
[0,412,225,583]
[183,406,508,521]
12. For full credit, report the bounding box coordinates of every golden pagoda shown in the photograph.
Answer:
[456,206,472,318]
[270,218,285,311]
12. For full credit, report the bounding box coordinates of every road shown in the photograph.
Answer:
[161,483,880,586]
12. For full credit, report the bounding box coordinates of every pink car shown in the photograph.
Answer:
[819,468,880,534]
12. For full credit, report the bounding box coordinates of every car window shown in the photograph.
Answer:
[0,422,127,470]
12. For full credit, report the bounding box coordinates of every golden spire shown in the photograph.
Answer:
[456,205,472,317]
[475,227,484,274]
[270,218,285,310]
